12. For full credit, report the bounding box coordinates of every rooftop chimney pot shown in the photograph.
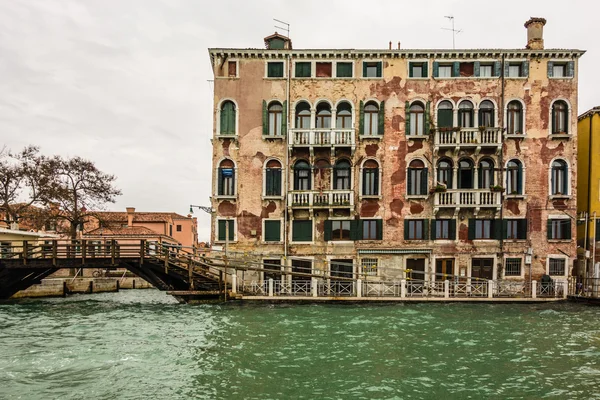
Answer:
[126,207,135,227]
[524,17,546,50]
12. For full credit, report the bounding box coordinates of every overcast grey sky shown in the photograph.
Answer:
[0,0,597,241]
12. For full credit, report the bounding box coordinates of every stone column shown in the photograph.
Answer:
[532,280,537,299]
[356,279,362,298]
[268,278,274,297]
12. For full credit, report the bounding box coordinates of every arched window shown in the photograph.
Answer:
[336,102,352,129]
[409,102,425,135]
[458,159,474,189]
[478,158,494,189]
[293,160,311,190]
[552,100,568,134]
[458,101,474,128]
[220,101,236,135]
[333,160,351,190]
[437,159,453,188]
[362,160,379,196]
[551,160,568,195]
[437,100,453,128]
[267,102,283,136]
[316,103,331,129]
[295,102,311,129]
[364,102,379,135]
[407,159,428,195]
[506,159,523,195]
[479,100,495,128]
[265,159,282,196]
[218,159,235,196]
[507,101,523,134]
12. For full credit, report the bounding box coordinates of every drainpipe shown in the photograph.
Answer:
[499,53,506,280]
[284,53,291,265]
[593,212,597,279]
[587,115,594,277]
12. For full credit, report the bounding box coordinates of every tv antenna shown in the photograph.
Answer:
[273,18,290,38]
[441,16,462,49]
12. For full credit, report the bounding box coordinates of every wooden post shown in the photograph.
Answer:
[22,240,28,265]
[164,245,169,274]
[81,239,87,265]
[111,240,116,265]
[219,270,223,301]
[188,260,194,290]
[63,281,67,297]
[52,240,57,267]
[140,240,145,265]
[89,280,94,294]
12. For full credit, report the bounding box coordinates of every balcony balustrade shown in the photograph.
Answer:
[288,129,355,149]
[434,128,502,153]
[287,190,354,209]
[434,189,501,209]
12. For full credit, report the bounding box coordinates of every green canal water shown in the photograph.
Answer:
[1,291,600,399]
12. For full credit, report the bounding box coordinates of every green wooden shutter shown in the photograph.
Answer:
[474,61,480,77]
[378,101,385,135]
[359,100,364,135]
[494,61,501,77]
[217,168,223,195]
[430,219,437,240]
[468,220,475,240]
[220,106,227,134]
[362,62,368,77]
[281,100,287,136]
[517,162,523,194]
[519,219,528,239]
[409,63,414,78]
[374,168,380,195]
[376,62,382,77]
[522,61,529,77]
[425,101,431,133]
[405,101,411,135]
[407,169,413,195]
[547,219,553,239]
[502,220,508,239]
[324,220,332,241]
[264,220,280,242]
[404,220,410,240]
[218,220,226,241]
[420,169,428,195]
[565,220,572,240]
[350,220,361,241]
[547,61,554,78]
[376,219,383,240]
[452,61,460,77]
[504,62,510,77]
[449,220,456,240]
[228,220,234,241]
[262,100,268,135]
[423,220,429,240]
[274,169,281,196]
[438,109,453,128]
[231,169,236,195]
[433,61,439,77]
[493,220,502,240]
[422,63,428,78]
[567,61,574,77]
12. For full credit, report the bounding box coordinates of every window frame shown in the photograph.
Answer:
[504,258,523,277]
[217,99,238,137]
[408,60,429,79]
[547,218,571,241]
[505,99,525,136]
[265,61,286,79]
[550,99,570,136]
[506,159,524,196]
[335,61,354,78]
[262,219,283,243]
[547,256,568,277]
[291,220,313,243]
[407,159,428,197]
[225,59,239,78]
[549,159,569,197]
[361,219,382,241]
[475,219,493,240]
[216,218,236,243]
[362,60,383,79]
[331,220,352,241]
[216,159,236,198]
[360,160,381,197]
[406,219,426,240]
[294,61,312,78]
[361,257,378,276]
[263,159,283,198]
[363,101,380,136]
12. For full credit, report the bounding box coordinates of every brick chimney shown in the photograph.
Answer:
[525,17,546,50]
[125,207,135,227]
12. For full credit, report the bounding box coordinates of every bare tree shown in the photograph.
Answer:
[47,156,122,239]
[0,146,52,228]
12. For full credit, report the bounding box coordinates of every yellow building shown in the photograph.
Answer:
[577,107,600,277]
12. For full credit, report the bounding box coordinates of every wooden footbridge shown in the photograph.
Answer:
[0,240,245,303]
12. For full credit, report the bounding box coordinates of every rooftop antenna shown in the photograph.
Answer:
[441,16,462,49]
[273,18,290,38]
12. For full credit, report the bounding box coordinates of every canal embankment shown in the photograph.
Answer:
[11,277,153,299]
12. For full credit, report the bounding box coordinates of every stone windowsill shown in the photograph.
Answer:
[359,135,383,140]
[549,195,571,200]
[406,195,428,200]
[215,195,237,201]
[359,195,382,201]
[289,241,315,245]
[262,135,285,140]
[262,241,284,245]
[549,76,574,80]
[215,76,239,80]
[549,133,572,139]
[262,195,284,201]
[328,240,354,244]
[263,76,286,80]
[214,240,238,244]
[505,134,527,140]
[504,239,528,243]
[407,135,429,140]
[216,134,238,140]
[547,239,572,243]
[505,194,526,199]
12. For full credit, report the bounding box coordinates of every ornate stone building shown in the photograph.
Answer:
[208,18,583,286]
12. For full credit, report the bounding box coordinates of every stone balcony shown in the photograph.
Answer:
[288,129,355,152]
[287,190,354,209]
[434,127,502,155]
[434,189,501,215]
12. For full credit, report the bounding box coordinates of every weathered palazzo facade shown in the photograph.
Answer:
[208,18,584,286]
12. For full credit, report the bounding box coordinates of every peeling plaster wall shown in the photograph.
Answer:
[210,50,580,281]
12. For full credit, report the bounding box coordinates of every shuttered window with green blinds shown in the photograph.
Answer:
[295,62,311,78]
[264,220,281,242]
[378,101,385,135]
[267,62,284,78]
[220,101,236,135]
[363,61,382,78]
[336,62,353,78]
[292,220,312,242]
[217,220,234,241]
[431,219,456,240]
